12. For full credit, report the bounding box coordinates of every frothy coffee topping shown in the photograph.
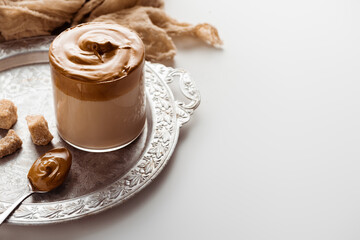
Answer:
[49,23,144,82]
[27,148,72,192]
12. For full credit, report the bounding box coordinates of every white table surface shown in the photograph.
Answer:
[3,0,360,239]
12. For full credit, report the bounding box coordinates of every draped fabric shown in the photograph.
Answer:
[0,0,222,61]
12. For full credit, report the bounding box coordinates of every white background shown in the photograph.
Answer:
[3,0,360,239]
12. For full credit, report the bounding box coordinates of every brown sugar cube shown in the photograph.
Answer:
[26,115,53,145]
[0,129,22,158]
[0,99,18,129]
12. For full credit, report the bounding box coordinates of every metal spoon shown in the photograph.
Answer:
[0,181,47,225]
[0,148,71,225]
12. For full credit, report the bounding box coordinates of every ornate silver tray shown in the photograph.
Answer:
[0,36,200,225]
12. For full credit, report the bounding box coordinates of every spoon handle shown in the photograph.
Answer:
[0,187,33,225]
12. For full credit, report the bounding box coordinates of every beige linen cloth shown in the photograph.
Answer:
[0,0,222,61]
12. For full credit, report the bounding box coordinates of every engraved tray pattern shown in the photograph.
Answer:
[0,36,200,224]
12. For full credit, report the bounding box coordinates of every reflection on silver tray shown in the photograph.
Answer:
[0,36,200,225]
